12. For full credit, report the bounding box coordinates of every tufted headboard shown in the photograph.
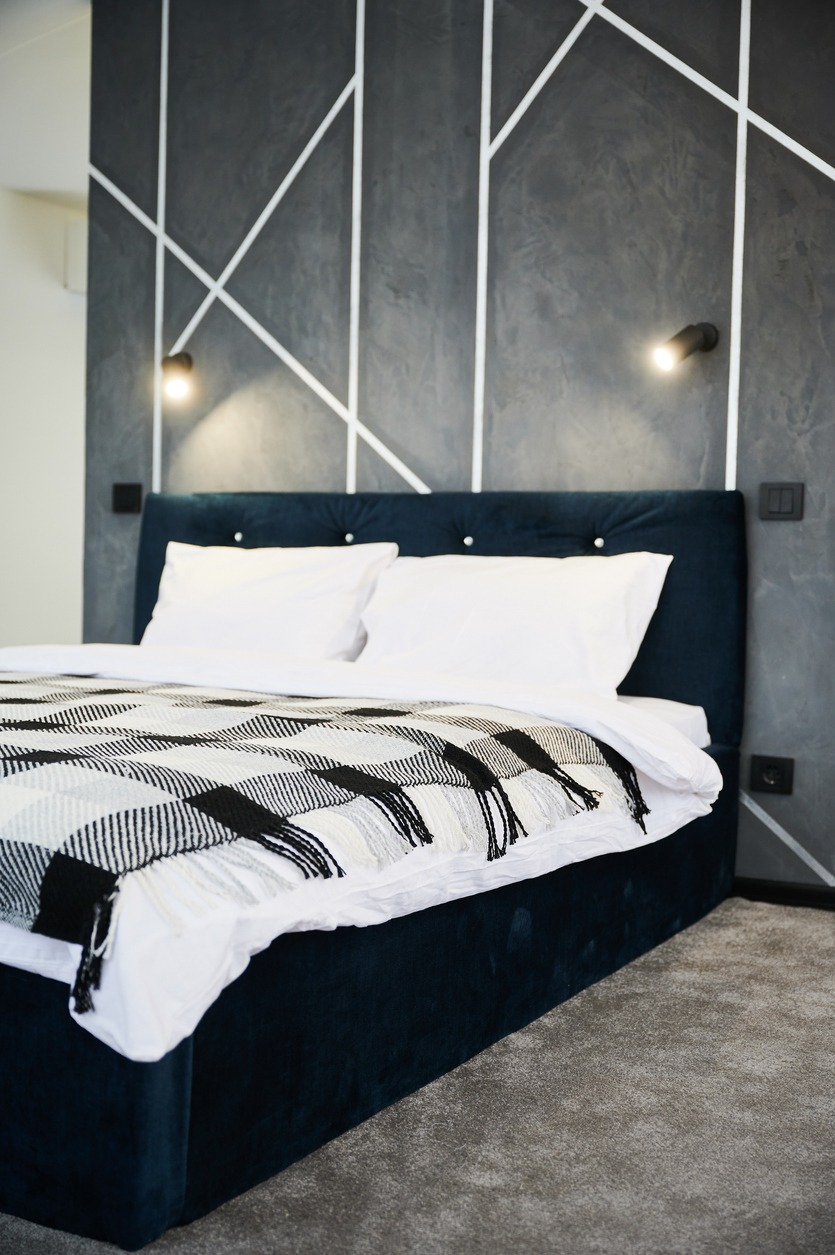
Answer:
[134,491,747,747]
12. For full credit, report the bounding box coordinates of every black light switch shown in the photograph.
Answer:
[758,482,804,520]
[112,483,143,514]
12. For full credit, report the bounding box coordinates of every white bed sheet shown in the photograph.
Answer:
[618,695,710,748]
[0,644,721,1062]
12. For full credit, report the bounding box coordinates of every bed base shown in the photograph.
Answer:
[0,748,737,1249]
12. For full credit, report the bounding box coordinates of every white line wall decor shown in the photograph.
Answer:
[102,0,835,509]
[489,1,601,159]
[167,79,357,360]
[585,2,739,111]
[151,0,171,495]
[347,0,367,494]
[470,0,493,493]
[741,793,835,888]
[725,0,751,492]
[85,0,835,887]
[90,31,430,499]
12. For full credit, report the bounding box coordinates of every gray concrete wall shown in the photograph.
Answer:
[85,0,835,888]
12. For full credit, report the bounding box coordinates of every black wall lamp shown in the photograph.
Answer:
[161,351,193,400]
[653,323,719,371]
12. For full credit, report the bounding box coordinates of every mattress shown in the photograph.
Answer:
[0,643,719,1062]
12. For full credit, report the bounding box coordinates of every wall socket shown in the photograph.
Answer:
[750,755,794,795]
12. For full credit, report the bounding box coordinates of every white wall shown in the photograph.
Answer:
[0,2,90,196]
[0,188,86,644]
[0,0,90,646]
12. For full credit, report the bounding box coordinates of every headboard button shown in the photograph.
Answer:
[344,533,355,544]
[593,537,605,549]
[233,531,243,543]
[463,536,474,548]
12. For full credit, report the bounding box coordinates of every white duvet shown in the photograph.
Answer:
[0,644,721,1062]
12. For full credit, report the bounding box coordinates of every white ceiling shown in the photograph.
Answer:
[0,0,91,198]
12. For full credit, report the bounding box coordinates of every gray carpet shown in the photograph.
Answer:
[2,898,834,1255]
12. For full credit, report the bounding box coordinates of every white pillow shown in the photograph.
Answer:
[141,541,398,660]
[357,551,673,697]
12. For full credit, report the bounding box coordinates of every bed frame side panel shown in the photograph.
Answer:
[181,745,738,1223]
[0,964,193,1250]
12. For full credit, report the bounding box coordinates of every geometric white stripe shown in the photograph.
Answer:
[89,145,431,492]
[470,0,494,493]
[748,110,835,184]
[740,791,835,887]
[151,0,171,495]
[476,0,832,884]
[95,0,835,505]
[168,78,357,359]
[472,0,606,493]
[587,2,739,111]
[489,1,602,159]
[472,0,605,493]
[725,0,751,492]
[485,1,835,534]
[347,0,367,494]
[89,166,157,232]
[163,238,432,494]
[577,1,835,196]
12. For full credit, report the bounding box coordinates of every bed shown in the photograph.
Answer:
[0,489,746,1250]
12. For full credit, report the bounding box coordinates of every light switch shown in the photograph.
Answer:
[758,482,804,521]
[112,483,143,514]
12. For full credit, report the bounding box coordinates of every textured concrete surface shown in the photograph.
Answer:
[749,0,835,171]
[165,0,356,279]
[490,0,580,141]
[162,301,348,495]
[227,104,353,406]
[83,0,835,883]
[3,898,834,1254]
[358,0,482,491]
[484,17,735,493]
[89,0,162,220]
[83,182,156,645]
[607,0,741,96]
[738,130,835,881]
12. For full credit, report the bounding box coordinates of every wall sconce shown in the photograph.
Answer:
[653,323,718,371]
[161,352,193,400]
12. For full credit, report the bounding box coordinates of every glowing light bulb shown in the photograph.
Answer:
[653,345,676,371]
[164,374,190,400]
[160,352,193,401]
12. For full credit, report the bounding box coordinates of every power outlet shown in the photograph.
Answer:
[750,755,794,795]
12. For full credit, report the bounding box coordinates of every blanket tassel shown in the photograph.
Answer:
[71,884,120,1014]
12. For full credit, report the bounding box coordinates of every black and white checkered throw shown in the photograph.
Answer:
[0,673,649,1013]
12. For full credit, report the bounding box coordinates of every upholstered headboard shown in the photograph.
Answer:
[134,491,747,747]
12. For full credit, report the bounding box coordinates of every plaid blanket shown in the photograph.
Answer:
[0,672,648,1013]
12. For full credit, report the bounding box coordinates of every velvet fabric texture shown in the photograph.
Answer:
[134,491,747,745]
[0,965,191,1249]
[181,746,738,1228]
[0,747,738,1249]
[0,750,737,1250]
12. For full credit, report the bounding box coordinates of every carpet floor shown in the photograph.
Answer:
[2,897,833,1255]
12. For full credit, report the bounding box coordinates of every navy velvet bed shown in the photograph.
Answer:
[0,490,746,1250]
